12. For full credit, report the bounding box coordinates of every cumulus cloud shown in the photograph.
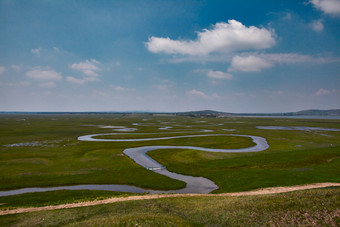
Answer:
[310,0,340,16]
[26,68,62,80]
[311,19,324,31]
[229,55,273,72]
[146,20,276,56]
[207,70,233,79]
[70,59,101,76]
[0,66,5,75]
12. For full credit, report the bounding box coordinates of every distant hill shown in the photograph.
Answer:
[292,109,340,116]
[174,109,340,117]
[176,110,231,117]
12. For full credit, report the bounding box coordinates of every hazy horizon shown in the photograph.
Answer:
[1,0,340,113]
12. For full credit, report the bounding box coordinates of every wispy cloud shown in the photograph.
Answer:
[228,53,340,72]
[311,19,324,32]
[156,84,174,91]
[66,76,100,85]
[31,48,42,55]
[0,81,31,87]
[26,68,62,80]
[110,84,135,92]
[146,20,275,56]
[186,89,220,100]
[70,59,101,77]
[10,64,22,71]
[39,81,56,88]
[229,55,273,72]
[315,88,337,96]
[186,89,210,99]
[0,66,5,75]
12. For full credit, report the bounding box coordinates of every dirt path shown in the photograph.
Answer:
[1,182,339,216]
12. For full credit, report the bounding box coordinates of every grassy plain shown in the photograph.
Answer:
[0,187,339,226]
[0,114,340,208]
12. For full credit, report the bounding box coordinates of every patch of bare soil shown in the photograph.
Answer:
[1,182,339,216]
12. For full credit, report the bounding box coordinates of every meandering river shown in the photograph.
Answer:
[0,133,269,196]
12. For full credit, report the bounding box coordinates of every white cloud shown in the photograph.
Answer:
[186,90,221,100]
[110,84,135,92]
[275,90,284,95]
[311,19,324,32]
[92,89,107,96]
[66,76,100,84]
[211,93,221,99]
[66,76,85,84]
[39,82,56,88]
[260,53,314,63]
[229,55,273,72]
[70,59,101,77]
[156,84,174,91]
[186,89,210,99]
[146,20,276,56]
[19,81,31,86]
[11,64,22,71]
[310,0,340,16]
[228,53,335,72]
[84,77,100,82]
[31,48,42,54]
[0,66,5,75]
[26,68,62,80]
[207,70,233,79]
[283,13,292,20]
[315,88,336,95]
[1,81,31,87]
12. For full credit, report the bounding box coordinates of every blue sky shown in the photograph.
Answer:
[0,0,339,112]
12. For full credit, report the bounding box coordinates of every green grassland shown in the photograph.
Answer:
[0,190,137,210]
[0,187,339,226]
[0,114,340,208]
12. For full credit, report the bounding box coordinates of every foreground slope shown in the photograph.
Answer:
[0,186,339,226]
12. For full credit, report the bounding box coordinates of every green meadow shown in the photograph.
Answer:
[0,114,339,221]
